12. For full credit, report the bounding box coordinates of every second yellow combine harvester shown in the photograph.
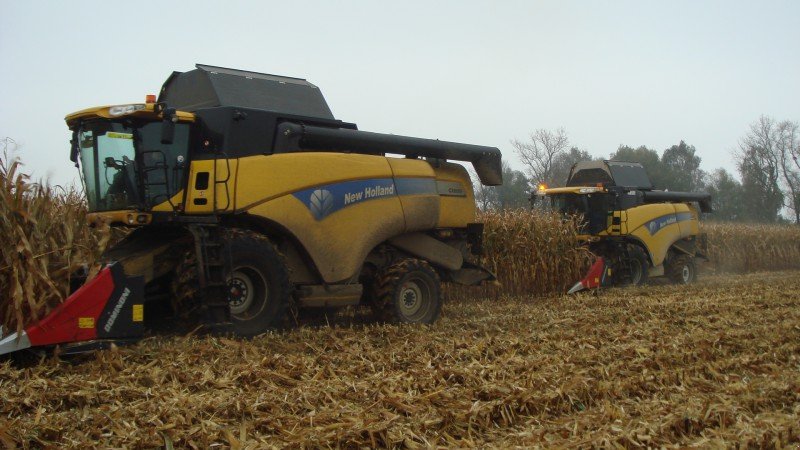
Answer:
[536,160,712,293]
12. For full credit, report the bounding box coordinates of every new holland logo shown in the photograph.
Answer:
[647,221,660,235]
[646,214,678,235]
[309,189,333,220]
[294,178,400,221]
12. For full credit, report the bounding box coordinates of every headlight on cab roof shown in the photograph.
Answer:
[109,104,146,117]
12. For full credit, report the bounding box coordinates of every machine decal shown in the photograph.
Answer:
[106,132,133,140]
[294,178,395,220]
[103,287,132,333]
[645,212,694,236]
[435,180,467,197]
[396,178,437,196]
[132,304,144,322]
[294,177,437,221]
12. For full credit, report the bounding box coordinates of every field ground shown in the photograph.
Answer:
[1,271,799,448]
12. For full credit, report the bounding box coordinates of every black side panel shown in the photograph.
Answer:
[192,107,355,158]
[96,263,145,339]
[158,70,219,111]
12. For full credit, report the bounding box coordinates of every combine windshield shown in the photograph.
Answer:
[549,193,610,234]
[76,120,190,212]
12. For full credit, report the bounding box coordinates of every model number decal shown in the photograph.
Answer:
[103,287,131,332]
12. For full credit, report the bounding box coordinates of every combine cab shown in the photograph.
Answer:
[536,160,711,293]
[1,64,503,357]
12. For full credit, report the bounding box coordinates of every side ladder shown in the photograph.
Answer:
[188,224,231,330]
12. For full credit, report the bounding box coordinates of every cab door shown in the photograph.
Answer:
[184,159,236,214]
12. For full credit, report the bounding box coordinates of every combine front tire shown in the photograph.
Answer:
[668,254,696,285]
[621,246,649,287]
[171,229,291,336]
[224,231,291,335]
[372,258,442,324]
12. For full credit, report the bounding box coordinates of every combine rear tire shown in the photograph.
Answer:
[668,254,696,285]
[372,258,441,324]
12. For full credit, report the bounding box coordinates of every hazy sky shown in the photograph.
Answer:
[2,0,798,187]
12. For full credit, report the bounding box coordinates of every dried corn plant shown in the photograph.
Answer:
[448,209,594,299]
[702,222,800,273]
[0,142,110,335]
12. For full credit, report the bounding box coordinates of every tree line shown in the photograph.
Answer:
[475,116,800,224]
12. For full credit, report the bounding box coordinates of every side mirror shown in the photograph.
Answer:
[69,130,79,164]
[161,107,177,145]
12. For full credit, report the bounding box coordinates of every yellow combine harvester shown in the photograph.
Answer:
[0,64,502,356]
[535,160,711,293]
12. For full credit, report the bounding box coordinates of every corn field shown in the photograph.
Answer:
[703,222,800,273]
[0,144,110,335]
[455,210,595,298]
[2,146,800,331]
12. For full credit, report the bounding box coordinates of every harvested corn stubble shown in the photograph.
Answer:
[1,271,798,448]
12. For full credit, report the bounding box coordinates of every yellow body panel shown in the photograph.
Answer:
[624,203,697,266]
[89,149,477,283]
[87,210,152,226]
[173,153,475,283]
[434,163,476,227]
[249,194,405,283]
[234,153,394,210]
[183,159,238,214]
[388,158,439,231]
[151,192,185,213]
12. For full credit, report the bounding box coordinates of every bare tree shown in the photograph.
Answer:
[512,128,570,187]
[737,116,800,223]
[775,120,800,223]
[470,169,497,211]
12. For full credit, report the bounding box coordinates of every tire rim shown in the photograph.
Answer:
[398,277,431,321]
[228,267,268,319]
[629,259,643,285]
[681,265,692,283]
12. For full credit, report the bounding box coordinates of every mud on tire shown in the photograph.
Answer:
[620,245,649,287]
[371,258,442,324]
[668,253,697,285]
[170,229,291,336]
